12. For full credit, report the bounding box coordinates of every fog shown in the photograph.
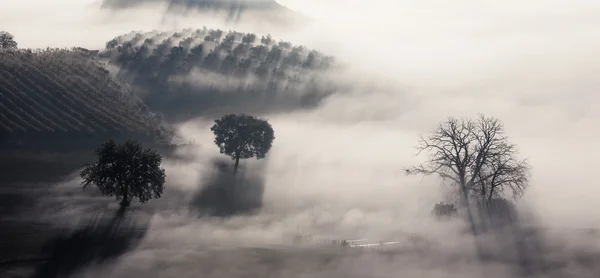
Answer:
[0,0,302,49]
[2,0,600,277]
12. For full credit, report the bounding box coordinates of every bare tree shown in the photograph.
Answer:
[473,145,530,203]
[406,115,530,233]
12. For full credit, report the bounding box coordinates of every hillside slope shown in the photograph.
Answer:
[0,48,173,151]
[101,28,342,122]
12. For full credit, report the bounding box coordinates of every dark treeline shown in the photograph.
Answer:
[0,48,174,150]
[101,28,342,122]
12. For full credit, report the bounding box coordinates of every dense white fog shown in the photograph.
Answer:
[2,0,600,277]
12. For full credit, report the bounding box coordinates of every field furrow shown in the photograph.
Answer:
[0,104,29,133]
[15,63,98,132]
[0,78,68,132]
[60,74,141,132]
[0,49,171,147]
[0,92,50,132]
[31,66,133,133]
[4,65,84,132]
[0,76,66,132]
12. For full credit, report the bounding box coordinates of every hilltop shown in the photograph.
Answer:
[101,28,342,122]
[0,48,173,151]
[103,0,289,10]
[101,0,300,24]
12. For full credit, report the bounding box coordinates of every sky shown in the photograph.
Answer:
[2,1,600,275]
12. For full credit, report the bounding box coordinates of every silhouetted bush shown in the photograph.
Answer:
[432,202,458,219]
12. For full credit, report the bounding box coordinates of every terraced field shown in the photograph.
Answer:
[0,49,172,150]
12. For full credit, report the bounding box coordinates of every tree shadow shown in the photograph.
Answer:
[190,158,265,217]
[472,199,555,276]
[32,208,148,278]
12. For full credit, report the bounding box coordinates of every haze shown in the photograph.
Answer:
[1,0,599,277]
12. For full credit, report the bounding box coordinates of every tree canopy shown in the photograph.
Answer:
[210,114,274,172]
[80,139,166,208]
[0,31,18,50]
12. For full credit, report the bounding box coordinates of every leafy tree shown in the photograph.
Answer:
[209,29,224,42]
[182,44,204,72]
[278,41,292,50]
[242,33,257,44]
[210,114,275,172]
[261,35,273,46]
[106,39,119,50]
[80,140,166,209]
[406,115,530,235]
[202,52,221,71]
[220,55,238,75]
[0,31,18,50]
[303,50,318,69]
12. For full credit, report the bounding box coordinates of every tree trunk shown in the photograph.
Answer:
[486,201,494,229]
[121,196,129,208]
[460,179,483,258]
[234,155,240,174]
[486,189,496,229]
[461,184,478,235]
[120,183,130,208]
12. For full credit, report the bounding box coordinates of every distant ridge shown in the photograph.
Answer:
[101,0,300,24]
[102,0,289,10]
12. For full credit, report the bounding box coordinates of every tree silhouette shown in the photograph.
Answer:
[0,31,18,50]
[80,139,166,209]
[406,115,530,235]
[210,114,274,172]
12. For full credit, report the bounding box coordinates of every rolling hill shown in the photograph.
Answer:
[0,48,173,151]
[101,28,342,122]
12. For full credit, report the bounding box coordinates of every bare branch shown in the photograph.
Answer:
[405,164,460,184]
[408,114,531,204]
